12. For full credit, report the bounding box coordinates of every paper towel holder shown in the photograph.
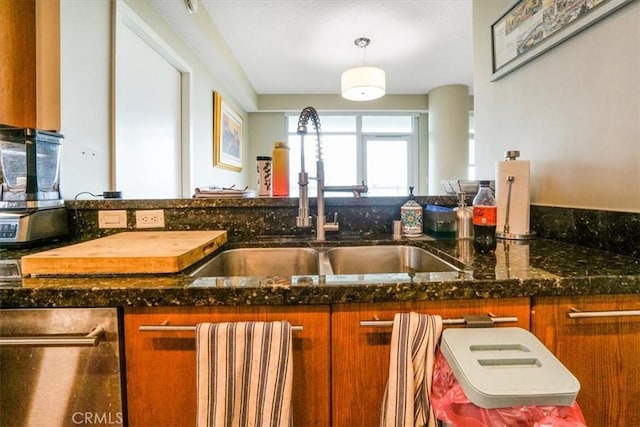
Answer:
[496,150,536,240]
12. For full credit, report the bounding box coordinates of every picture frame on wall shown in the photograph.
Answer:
[491,0,635,81]
[213,91,243,171]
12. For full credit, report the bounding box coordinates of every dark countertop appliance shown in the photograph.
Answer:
[0,125,69,247]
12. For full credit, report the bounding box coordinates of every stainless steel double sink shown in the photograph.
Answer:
[189,245,461,277]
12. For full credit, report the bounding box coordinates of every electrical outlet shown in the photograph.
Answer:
[98,210,127,229]
[135,209,165,228]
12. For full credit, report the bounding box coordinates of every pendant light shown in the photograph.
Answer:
[341,38,386,101]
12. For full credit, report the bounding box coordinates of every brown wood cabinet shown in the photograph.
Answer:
[532,294,640,427]
[330,298,531,427]
[124,305,331,427]
[1,0,35,127]
[0,0,59,129]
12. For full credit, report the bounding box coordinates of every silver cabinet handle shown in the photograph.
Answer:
[139,324,303,332]
[568,307,640,319]
[0,325,105,347]
[360,315,519,328]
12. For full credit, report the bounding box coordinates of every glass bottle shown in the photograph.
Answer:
[472,181,497,253]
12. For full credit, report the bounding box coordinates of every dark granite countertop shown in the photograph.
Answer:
[1,234,639,308]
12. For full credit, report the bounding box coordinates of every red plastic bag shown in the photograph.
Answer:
[431,350,586,427]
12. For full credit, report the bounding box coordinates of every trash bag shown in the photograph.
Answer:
[431,350,586,427]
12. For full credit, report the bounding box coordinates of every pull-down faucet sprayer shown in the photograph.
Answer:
[295,106,368,241]
[295,107,322,232]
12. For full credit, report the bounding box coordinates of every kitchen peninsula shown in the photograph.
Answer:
[1,196,638,308]
[1,234,639,308]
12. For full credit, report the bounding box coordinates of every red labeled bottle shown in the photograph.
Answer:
[472,180,497,253]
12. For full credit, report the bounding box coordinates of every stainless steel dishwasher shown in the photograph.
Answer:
[0,308,126,427]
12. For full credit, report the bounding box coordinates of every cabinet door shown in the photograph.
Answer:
[0,0,59,129]
[124,305,330,427]
[532,294,640,427]
[0,0,36,128]
[331,298,531,427]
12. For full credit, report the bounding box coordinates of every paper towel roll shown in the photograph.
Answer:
[495,158,531,237]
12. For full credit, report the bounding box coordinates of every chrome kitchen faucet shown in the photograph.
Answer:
[295,106,368,241]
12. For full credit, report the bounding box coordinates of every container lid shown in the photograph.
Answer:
[441,327,580,409]
[256,156,272,161]
[273,141,289,149]
[425,205,453,212]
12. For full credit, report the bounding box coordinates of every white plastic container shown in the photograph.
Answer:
[440,327,580,409]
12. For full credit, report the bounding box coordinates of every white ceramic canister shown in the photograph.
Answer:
[400,187,423,237]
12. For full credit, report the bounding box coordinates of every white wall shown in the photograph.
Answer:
[247,112,286,190]
[473,0,640,212]
[427,84,470,194]
[60,0,111,198]
[63,0,632,205]
[60,0,252,199]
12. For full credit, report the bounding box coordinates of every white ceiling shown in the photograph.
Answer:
[151,0,474,104]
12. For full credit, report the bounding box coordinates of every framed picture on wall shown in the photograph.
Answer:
[491,0,635,81]
[213,91,243,171]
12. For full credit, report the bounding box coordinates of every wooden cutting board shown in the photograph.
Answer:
[21,231,227,276]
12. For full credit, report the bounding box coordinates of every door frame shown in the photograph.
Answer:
[112,0,193,197]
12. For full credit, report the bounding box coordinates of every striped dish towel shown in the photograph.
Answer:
[196,321,293,427]
[380,312,443,427]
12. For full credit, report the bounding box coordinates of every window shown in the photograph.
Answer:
[364,137,408,196]
[287,114,417,196]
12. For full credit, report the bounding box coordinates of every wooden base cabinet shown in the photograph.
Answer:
[331,298,531,427]
[124,305,331,427]
[532,294,640,426]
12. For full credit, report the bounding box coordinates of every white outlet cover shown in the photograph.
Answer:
[135,210,165,228]
[98,210,127,228]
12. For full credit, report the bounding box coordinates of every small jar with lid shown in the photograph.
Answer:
[400,186,423,237]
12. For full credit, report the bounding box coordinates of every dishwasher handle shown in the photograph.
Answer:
[0,325,105,347]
